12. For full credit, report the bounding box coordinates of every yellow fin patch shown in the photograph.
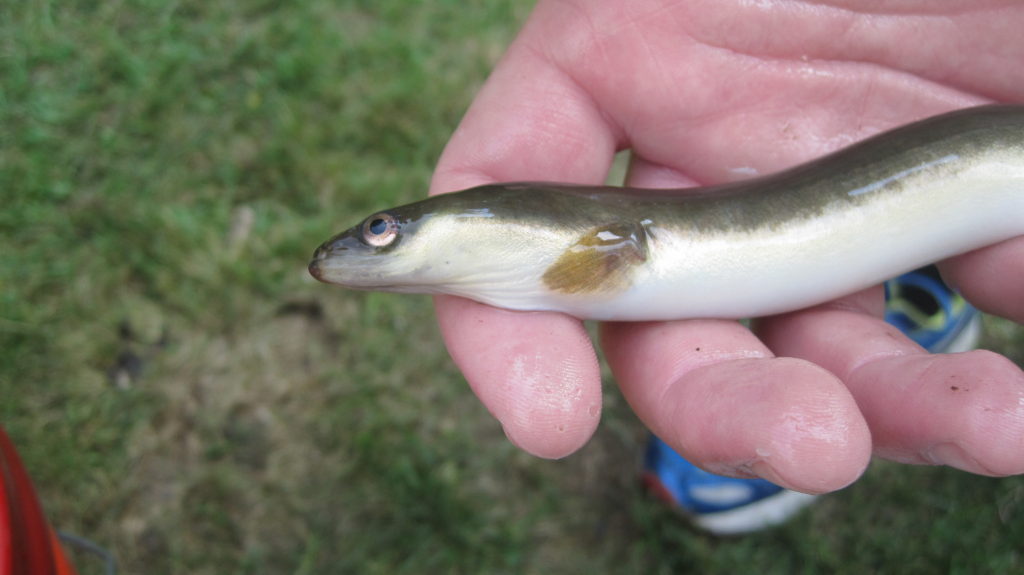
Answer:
[542,222,649,295]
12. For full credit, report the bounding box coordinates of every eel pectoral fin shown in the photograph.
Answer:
[542,222,649,295]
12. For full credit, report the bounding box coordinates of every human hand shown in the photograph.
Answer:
[429,0,1024,493]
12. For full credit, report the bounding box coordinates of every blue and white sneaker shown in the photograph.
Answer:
[642,265,981,534]
[884,266,981,354]
[642,436,818,535]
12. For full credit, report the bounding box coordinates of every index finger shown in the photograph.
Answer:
[428,16,618,458]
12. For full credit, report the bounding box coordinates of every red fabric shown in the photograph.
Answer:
[0,426,75,575]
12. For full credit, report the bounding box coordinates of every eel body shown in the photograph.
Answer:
[309,105,1024,321]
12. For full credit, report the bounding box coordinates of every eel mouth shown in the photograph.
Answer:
[307,258,325,281]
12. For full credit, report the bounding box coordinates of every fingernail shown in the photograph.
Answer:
[923,442,981,472]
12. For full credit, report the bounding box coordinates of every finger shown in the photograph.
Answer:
[758,291,1024,476]
[940,237,1024,322]
[601,319,872,494]
[615,153,871,494]
[429,8,619,192]
[428,20,619,458]
[434,296,601,459]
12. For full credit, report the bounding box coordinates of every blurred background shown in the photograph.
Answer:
[3,1,1024,573]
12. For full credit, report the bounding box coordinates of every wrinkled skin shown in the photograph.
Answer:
[430,0,1024,494]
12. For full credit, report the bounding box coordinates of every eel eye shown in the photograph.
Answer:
[361,213,398,247]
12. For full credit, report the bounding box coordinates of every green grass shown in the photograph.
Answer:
[2,1,1024,573]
